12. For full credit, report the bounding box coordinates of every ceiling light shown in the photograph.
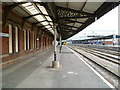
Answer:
[22,3,32,7]
[50,22,53,26]
[25,6,35,10]
[30,10,39,14]
[34,15,45,21]
[45,25,51,28]
[45,16,52,21]
[41,21,49,26]
[38,5,48,15]
[23,5,39,14]
[48,28,52,30]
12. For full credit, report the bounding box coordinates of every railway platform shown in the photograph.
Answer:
[1,1,120,90]
[2,46,111,88]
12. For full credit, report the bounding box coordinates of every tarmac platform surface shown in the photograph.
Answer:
[2,46,110,88]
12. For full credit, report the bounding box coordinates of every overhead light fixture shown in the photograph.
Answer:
[22,3,32,7]
[21,2,53,33]
[45,25,51,28]
[48,28,52,30]
[23,4,39,14]
[25,6,35,10]
[45,16,52,21]
[50,22,53,26]
[35,15,45,21]
[38,5,48,15]
[30,10,39,14]
[41,21,49,26]
[72,28,76,30]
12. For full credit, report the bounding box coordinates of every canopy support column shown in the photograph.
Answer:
[54,24,57,61]
[52,23,59,68]
[60,35,62,53]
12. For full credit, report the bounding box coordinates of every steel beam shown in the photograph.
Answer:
[21,13,51,29]
[60,28,73,31]
[60,24,78,28]
[5,2,26,10]
[60,27,78,31]
[64,19,84,24]
[24,13,50,19]
[32,21,52,25]
[59,16,94,20]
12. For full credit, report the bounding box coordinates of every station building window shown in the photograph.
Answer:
[8,24,12,54]
[24,30,27,50]
[15,26,18,52]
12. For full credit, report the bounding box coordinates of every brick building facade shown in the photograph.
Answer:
[1,4,53,65]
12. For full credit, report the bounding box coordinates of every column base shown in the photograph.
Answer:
[52,61,60,68]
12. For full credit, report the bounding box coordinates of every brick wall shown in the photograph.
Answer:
[18,29,24,52]
[39,35,41,49]
[12,26,16,53]
[1,6,53,66]
[2,26,9,55]
[30,31,33,50]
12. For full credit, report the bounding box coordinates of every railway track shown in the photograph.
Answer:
[74,44,120,56]
[74,46,120,65]
[69,46,120,78]
[69,45,120,89]
[88,47,120,56]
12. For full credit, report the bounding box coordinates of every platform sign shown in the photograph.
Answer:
[0,33,9,37]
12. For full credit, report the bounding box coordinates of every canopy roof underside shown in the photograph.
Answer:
[3,1,119,40]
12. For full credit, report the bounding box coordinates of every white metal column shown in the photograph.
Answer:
[52,23,59,68]
[60,35,62,53]
[54,24,57,61]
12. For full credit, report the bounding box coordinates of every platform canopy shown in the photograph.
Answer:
[2,1,119,40]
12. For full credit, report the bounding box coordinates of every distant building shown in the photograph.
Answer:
[72,35,120,45]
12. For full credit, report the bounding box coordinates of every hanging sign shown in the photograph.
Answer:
[0,33,9,37]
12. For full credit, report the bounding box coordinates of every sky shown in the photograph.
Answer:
[68,6,118,40]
